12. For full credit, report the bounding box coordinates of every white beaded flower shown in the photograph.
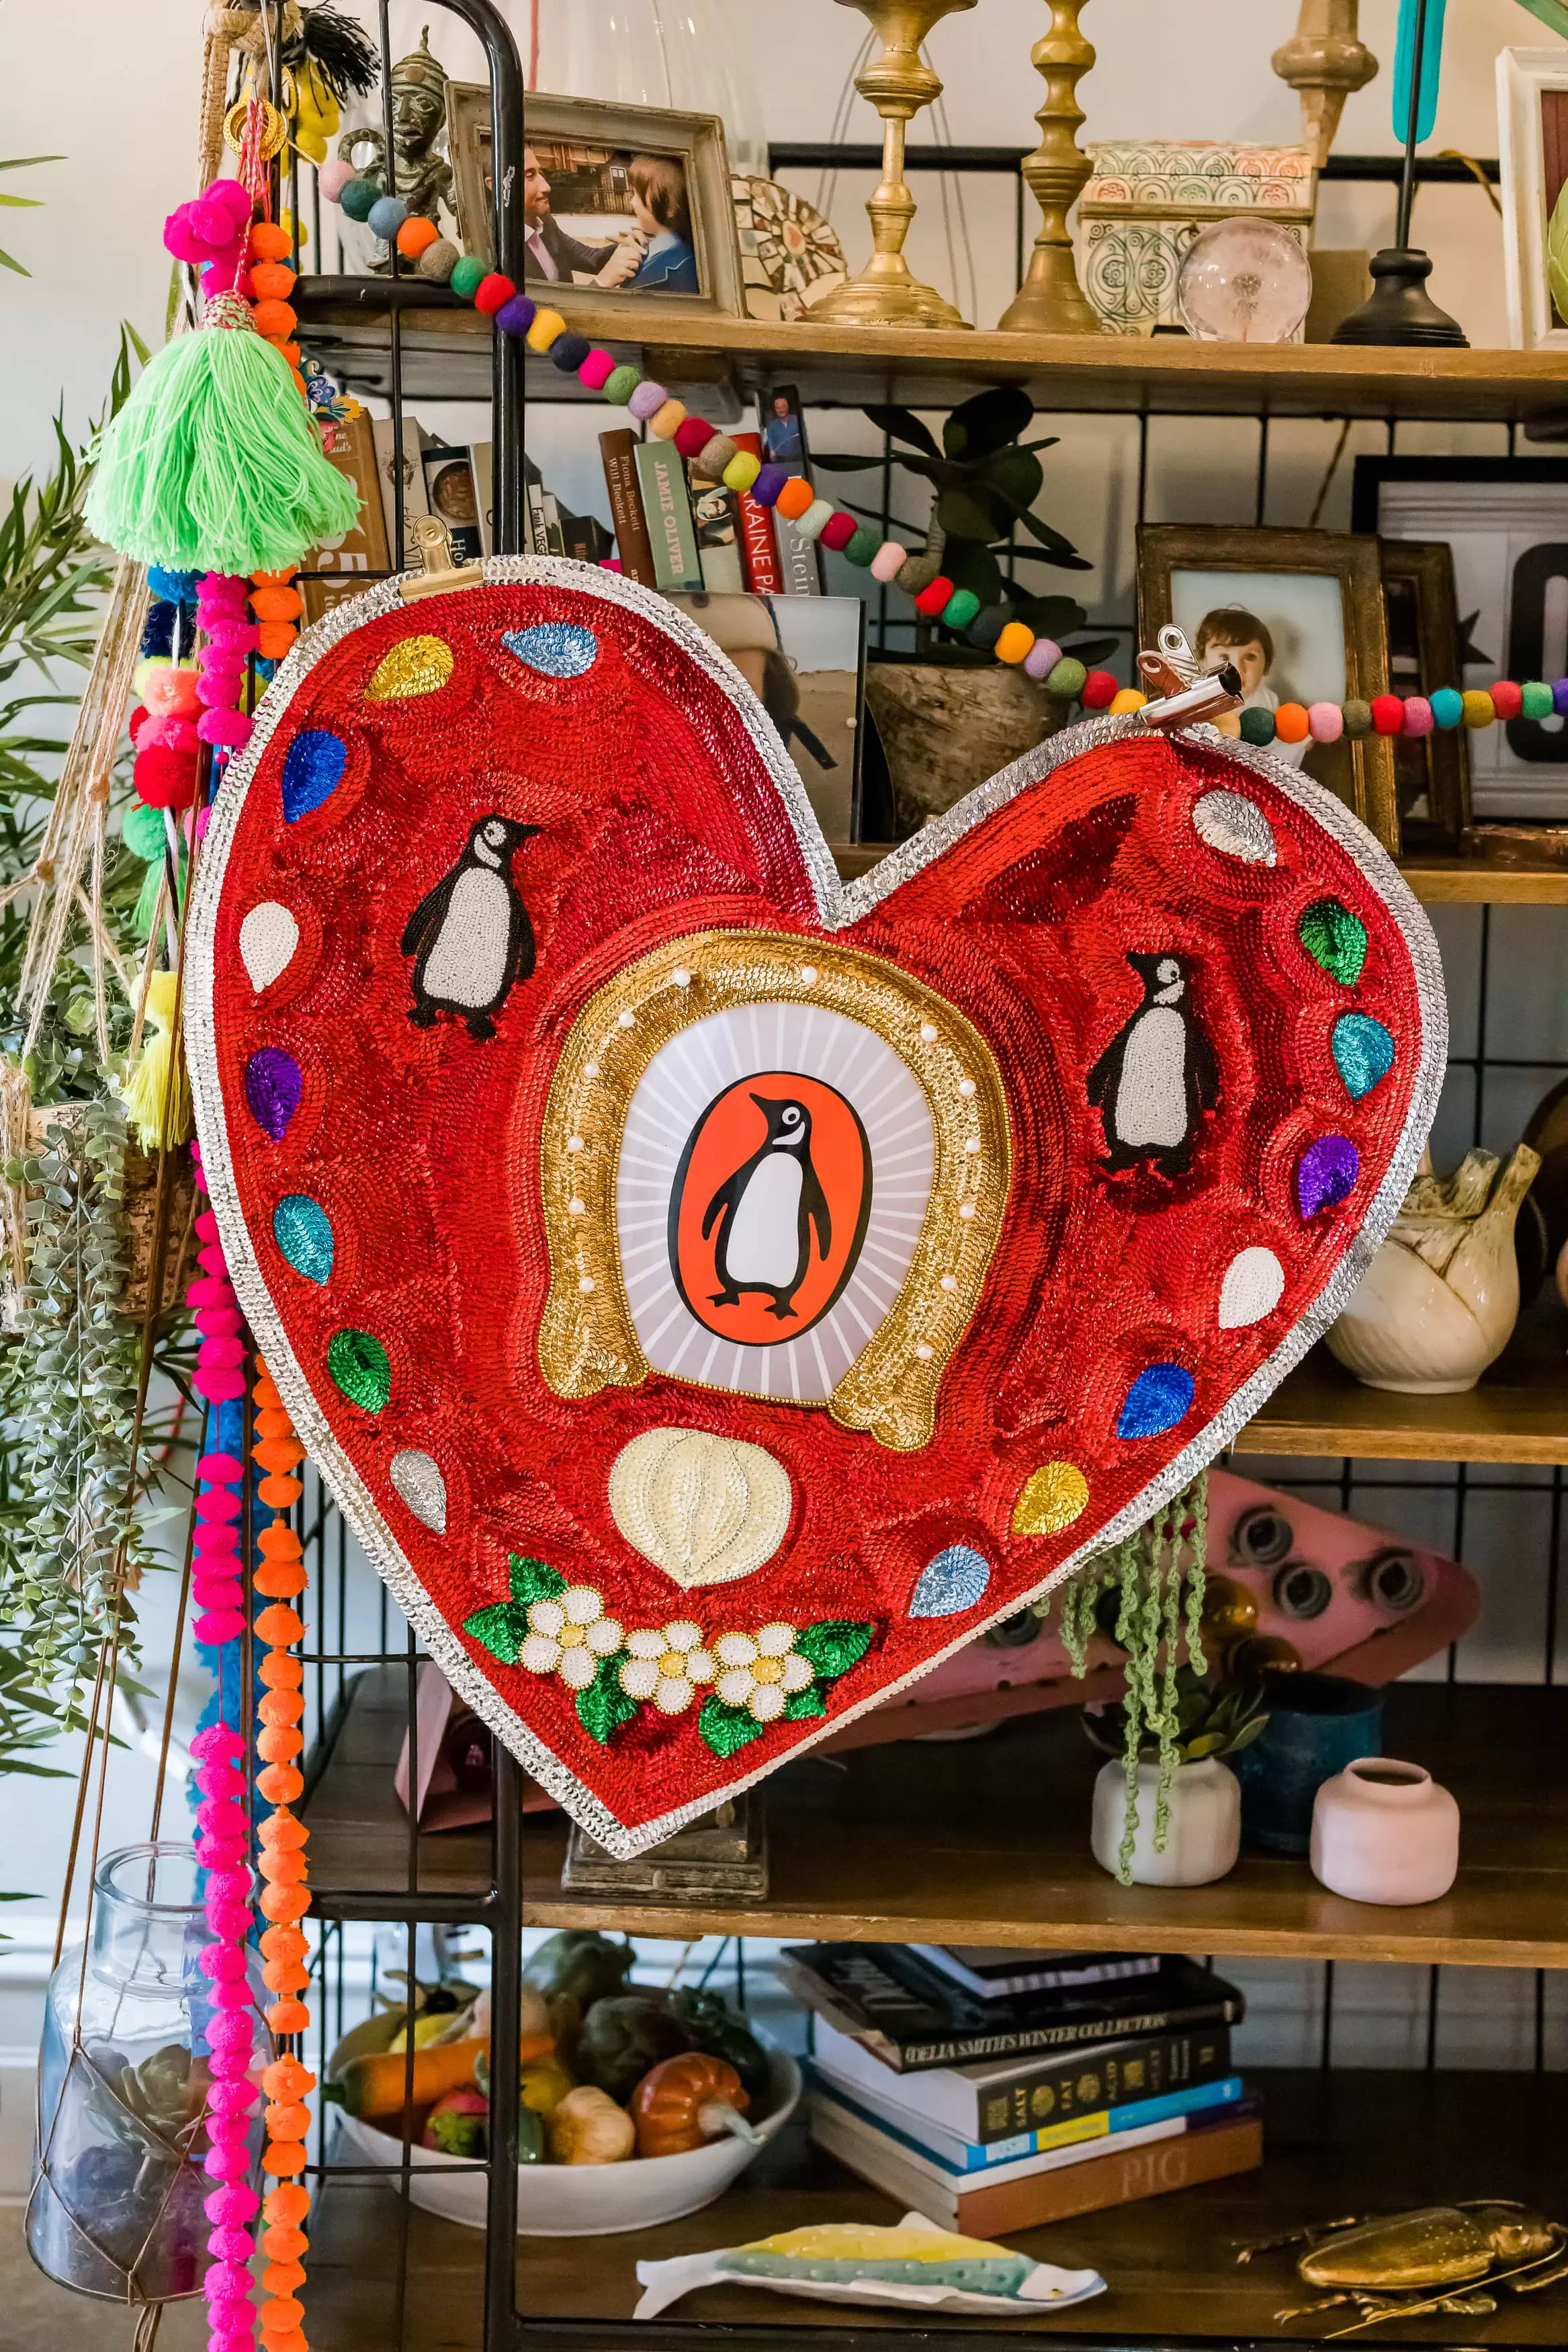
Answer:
[712,1622,813,1722]
[619,1620,715,1715]
[519,1584,623,1690]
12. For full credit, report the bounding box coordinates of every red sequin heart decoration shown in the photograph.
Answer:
[188,565,1444,1855]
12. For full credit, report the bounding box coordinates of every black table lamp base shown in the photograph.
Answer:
[1333,247,1468,347]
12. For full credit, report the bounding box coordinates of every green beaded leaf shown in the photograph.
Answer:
[783,1683,827,1722]
[509,1554,565,1609]
[463,1601,529,1664]
[795,1620,875,1681]
[578,1656,638,1747]
[326,1327,390,1413]
[1298,898,1367,986]
[698,1695,768,1759]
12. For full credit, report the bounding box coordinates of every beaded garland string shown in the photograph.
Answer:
[307,164,1568,737]
[189,1145,262,2352]
[253,1347,315,2352]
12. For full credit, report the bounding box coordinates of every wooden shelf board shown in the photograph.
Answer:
[296,279,1568,422]
[300,2069,1568,2347]
[1236,1308,1568,1464]
[303,1679,1568,1966]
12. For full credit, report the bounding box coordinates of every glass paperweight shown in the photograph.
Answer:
[1176,220,1313,345]
[27,1843,271,2304]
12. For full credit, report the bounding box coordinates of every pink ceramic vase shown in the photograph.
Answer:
[1309,1756,1459,1904]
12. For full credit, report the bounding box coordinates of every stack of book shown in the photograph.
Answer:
[783,1942,1262,2234]
[599,384,822,600]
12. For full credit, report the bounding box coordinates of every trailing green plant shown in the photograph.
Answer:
[0,334,188,1738]
[1038,1474,1231,1882]
[812,385,1117,659]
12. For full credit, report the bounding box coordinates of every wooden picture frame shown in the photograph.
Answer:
[1378,539,1471,851]
[505,91,744,323]
[1136,524,1399,853]
[1498,46,1568,351]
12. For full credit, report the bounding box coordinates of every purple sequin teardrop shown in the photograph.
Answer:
[1296,1134,1359,1218]
[245,1048,303,1141]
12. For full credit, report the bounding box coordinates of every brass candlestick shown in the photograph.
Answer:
[998,0,1102,334]
[1272,0,1377,171]
[810,0,977,330]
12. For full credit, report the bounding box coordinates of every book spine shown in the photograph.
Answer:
[732,432,783,593]
[816,2071,1242,2173]
[635,440,703,592]
[968,2027,1232,2144]
[599,429,658,587]
[957,2112,1263,2238]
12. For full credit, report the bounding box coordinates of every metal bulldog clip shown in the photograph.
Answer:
[1137,624,1244,733]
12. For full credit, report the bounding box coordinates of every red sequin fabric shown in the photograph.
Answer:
[187,566,1444,1854]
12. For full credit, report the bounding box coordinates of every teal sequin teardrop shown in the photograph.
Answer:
[273,1193,334,1285]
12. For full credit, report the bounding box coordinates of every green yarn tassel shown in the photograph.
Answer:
[85,295,359,575]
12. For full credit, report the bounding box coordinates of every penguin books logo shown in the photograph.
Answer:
[668,1075,872,1346]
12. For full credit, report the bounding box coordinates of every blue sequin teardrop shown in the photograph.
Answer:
[273,1193,334,1285]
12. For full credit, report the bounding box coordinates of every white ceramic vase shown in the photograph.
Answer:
[1326,1143,1540,1393]
[1310,1756,1459,1904]
[1090,1755,1241,1886]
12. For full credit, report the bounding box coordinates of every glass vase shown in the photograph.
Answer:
[520,0,768,171]
[27,1841,271,2302]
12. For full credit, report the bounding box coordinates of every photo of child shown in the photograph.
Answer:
[521,140,698,295]
[1172,569,1350,776]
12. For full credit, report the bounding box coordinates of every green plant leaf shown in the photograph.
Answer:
[577,1657,637,1745]
[976,445,1045,514]
[1064,634,1121,665]
[943,384,1034,460]
[461,1601,529,1663]
[1183,1731,1225,1759]
[809,452,887,472]
[1227,1714,1270,1752]
[864,403,941,458]
[1012,507,1092,565]
[934,484,1008,542]
[699,1695,768,1758]
[783,1683,827,1721]
[795,1620,874,1680]
[1005,587,1089,638]
[509,1553,565,1608]
[942,541,1005,605]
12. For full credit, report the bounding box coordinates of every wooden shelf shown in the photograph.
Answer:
[1237,1306,1568,1465]
[303,1679,1568,1966]
[294,279,1568,425]
[300,2069,1568,2347]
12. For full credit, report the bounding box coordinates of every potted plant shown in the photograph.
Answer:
[1084,1665,1268,1888]
[813,388,1116,833]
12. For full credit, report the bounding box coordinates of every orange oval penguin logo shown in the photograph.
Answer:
[668,1073,872,1347]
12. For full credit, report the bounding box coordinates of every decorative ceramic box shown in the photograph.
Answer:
[1078,141,1317,337]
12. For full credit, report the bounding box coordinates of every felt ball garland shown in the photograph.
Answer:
[252,1357,316,2352]
[306,163,1568,734]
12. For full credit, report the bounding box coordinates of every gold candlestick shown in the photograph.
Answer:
[1272,0,1377,171]
[810,0,977,330]
[998,0,1102,335]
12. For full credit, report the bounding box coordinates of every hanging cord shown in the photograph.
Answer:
[816,32,877,229]
[927,69,978,326]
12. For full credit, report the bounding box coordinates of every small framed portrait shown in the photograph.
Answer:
[456,91,742,322]
[1498,46,1568,350]
[1137,525,1397,851]
[1378,539,1472,849]
[1353,456,1568,823]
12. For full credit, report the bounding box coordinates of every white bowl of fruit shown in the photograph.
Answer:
[326,1932,801,2235]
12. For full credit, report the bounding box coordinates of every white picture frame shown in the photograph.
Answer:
[1497,45,1568,351]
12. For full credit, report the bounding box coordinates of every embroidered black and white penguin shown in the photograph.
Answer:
[402,815,541,1040]
[703,1093,831,1320]
[1088,951,1217,1177]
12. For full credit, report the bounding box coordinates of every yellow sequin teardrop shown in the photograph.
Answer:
[1012,1460,1089,1536]
[366,634,454,701]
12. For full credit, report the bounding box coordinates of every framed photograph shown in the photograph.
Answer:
[1379,539,1472,849]
[1353,457,1568,822]
[667,593,867,842]
[465,91,742,323]
[1498,46,1568,350]
[1137,526,1398,850]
